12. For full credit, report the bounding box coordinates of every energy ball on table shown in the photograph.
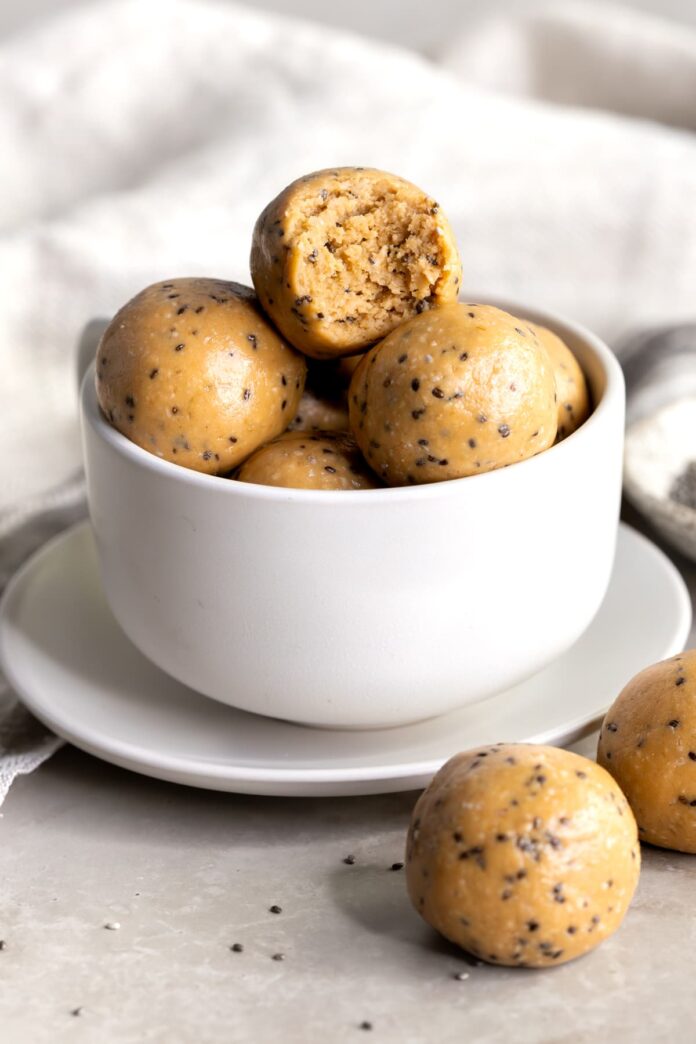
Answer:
[598,650,696,853]
[349,303,557,486]
[96,278,306,475]
[236,431,379,490]
[530,323,591,441]
[250,167,462,359]
[406,744,640,968]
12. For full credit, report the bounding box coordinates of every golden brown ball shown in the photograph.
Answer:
[530,323,591,441]
[236,431,379,490]
[349,303,557,486]
[406,744,640,967]
[598,650,696,853]
[96,278,306,475]
[250,167,462,359]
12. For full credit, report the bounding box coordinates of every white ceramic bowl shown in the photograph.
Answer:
[80,297,625,729]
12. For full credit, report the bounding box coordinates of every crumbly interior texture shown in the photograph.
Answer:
[406,744,640,968]
[530,323,591,440]
[349,303,557,486]
[236,431,379,490]
[598,650,696,853]
[250,167,462,358]
[96,278,306,475]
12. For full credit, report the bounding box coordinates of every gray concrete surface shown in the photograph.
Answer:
[1,728,696,1044]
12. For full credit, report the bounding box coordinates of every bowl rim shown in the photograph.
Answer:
[81,295,625,504]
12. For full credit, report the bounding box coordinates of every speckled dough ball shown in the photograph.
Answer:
[287,356,358,433]
[597,650,696,853]
[406,744,640,968]
[349,303,557,486]
[236,431,379,490]
[287,389,349,433]
[250,167,462,359]
[96,278,306,475]
[530,323,591,441]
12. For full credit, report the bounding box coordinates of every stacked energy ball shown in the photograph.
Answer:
[97,167,590,490]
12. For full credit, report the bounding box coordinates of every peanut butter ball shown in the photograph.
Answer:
[236,431,379,490]
[406,744,640,968]
[349,303,557,486]
[96,278,306,475]
[287,389,349,434]
[598,650,696,853]
[287,355,358,433]
[530,323,591,441]
[250,167,462,359]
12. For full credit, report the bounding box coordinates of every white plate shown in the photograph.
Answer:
[0,522,691,796]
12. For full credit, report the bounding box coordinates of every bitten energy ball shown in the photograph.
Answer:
[597,650,696,853]
[250,167,462,359]
[96,278,306,475]
[236,431,379,490]
[406,744,640,968]
[530,323,591,441]
[350,303,557,486]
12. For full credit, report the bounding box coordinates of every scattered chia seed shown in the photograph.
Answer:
[70,1007,83,1017]
[453,972,469,981]
[343,855,356,865]
[390,862,404,871]
[359,1022,373,1032]
[104,922,120,931]
[271,953,285,961]
[230,943,244,953]
[269,905,282,914]
[0,941,6,951]
[498,424,511,438]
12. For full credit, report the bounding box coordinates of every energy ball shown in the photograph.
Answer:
[96,278,306,475]
[597,650,696,853]
[349,303,557,486]
[287,355,358,433]
[250,167,462,359]
[287,389,349,434]
[530,323,591,441]
[236,431,379,490]
[406,744,640,968]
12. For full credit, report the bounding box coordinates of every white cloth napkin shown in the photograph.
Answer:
[1,0,696,801]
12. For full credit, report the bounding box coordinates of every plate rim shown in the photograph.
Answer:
[0,520,691,791]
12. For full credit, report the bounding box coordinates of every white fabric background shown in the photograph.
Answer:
[2,0,696,517]
[0,0,695,795]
